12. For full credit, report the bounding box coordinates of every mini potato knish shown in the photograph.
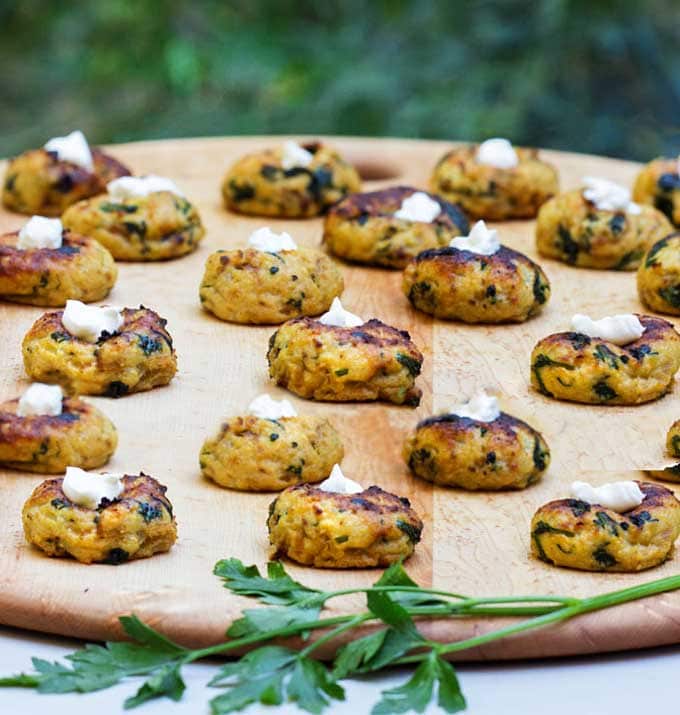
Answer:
[0,229,117,306]
[22,473,177,564]
[267,317,424,406]
[2,148,130,217]
[267,483,423,568]
[0,395,117,473]
[62,191,205,261]
[322,186,469,269]
[633,157,680,227]
[200,414,343,491]
[22,306,177,397]
[403,245,550,323]
[536,189,672,270]
[637,233,680,316]
[404,412,550,490]
[530,315,680,405]
[530,481,680,572]
[430,145,558,220]
[199,248,343,324]
[222,141,361,218]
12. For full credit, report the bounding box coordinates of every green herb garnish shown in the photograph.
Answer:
[3,558,680,713]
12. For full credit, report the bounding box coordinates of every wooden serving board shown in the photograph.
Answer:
[0,136,678,661]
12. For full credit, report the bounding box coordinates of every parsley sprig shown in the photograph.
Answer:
[2,557,679,713]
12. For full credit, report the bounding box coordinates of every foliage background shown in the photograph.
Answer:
[1,0,679,160]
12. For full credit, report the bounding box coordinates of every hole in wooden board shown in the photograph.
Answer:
[352,158,403,182]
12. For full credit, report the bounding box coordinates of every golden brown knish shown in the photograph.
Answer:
[403,245,550,323]
[0,395,116,473]
[22,306,177,397]
[267,317,424,406]
[200,414,343,491]
[536,189,672,270]
[267,483,423,568]
[645,419,680,484]
[22,473,177,564]
[637,233,680,315]
[322,186,469,269]
[0,229,117,306]
[530,315,680,405]
[430,145,558,220]
[61,191,204,261]
[199,248,343,324]
[530,481,680,572]
[633,158,680,227]
[404,411,550,490]
[2,148,130,217]
[222,141,361,218]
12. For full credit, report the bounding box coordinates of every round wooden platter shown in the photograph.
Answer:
[0,136,678,662]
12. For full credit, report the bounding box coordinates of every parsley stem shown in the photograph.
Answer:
[181,615,354,664]
[395,573,680,663]
[299,614,372,658]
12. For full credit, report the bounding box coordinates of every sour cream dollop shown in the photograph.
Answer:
[570,480,644,513]
[450,220,501,255]
[318,297,363,328]
[62,466,124,509]
[476,138,519,169]
[44,130,93,171]
[393,192,441,223]
[248,227,298,253]
[17,216,63,250]
[62,300,123,343]
[248,394,298,420]
[571,313,644,346]
[582,177,641,215]
[281,141,313,170]
[318,464,363,494]
[450,390,500,422]
[17,383,63,417]
[107,175,184,200]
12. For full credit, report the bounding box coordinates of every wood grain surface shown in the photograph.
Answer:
[0,136,678,660]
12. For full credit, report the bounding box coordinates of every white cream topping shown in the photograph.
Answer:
[450,390,500,422]
[62,300,123,343]
[62,466,124,509]
[248,227,298,253]
[281,141,313,170]
[318,464,363,494]
[582,177,641,214]
[393,192,441,223]
[318,297,363,328]
[107,175,184,200]
[476,138,519,169]
[248,393,298,420]
[450,220,501,255]
[571,313,644,346]
[17,383,63,417]
[571,480,644,513]
[44,130,93,170]
[17,216,63,250]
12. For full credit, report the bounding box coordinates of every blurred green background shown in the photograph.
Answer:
[1,0,679,160]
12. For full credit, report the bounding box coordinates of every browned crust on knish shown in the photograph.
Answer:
[537,314,675,357]
[545,482,674,519]
[0,397,91,444]
[281,483,421,518]
[25,305,174,350]
[0,231,91,276]
[326,186,468,230]
[28,473,174,516]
